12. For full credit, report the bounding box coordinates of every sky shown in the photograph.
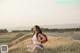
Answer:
[0,0,80,28]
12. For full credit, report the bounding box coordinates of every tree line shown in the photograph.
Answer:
[41,28,80,32]
[0,28,80,33]
[0,29,8,33]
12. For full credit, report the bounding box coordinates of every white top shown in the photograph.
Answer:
[32,33,41,44]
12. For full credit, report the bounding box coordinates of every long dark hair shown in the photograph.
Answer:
[32,25,42,35]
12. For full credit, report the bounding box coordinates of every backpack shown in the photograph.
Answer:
[37,33,48,43]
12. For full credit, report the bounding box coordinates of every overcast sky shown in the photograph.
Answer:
[0,0,80,28]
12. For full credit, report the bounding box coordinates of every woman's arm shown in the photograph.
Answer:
[38,34,46,42]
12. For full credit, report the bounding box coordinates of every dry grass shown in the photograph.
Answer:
[44,36,80,53]
[9,36,80,53]
[1,32,80,53]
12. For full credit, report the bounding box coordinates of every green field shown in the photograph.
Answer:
[0,32,27,43]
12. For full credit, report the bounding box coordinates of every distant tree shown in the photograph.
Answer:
[0,29,8,33]
[12,30,30,32]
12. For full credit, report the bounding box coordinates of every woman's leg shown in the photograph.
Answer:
[32,45,44,53]
[37,48,44,53]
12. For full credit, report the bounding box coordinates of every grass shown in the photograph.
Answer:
[8,43,80,53]
[0,32,19,43]
[8,32,80,53]
[0,32,27,43]
[1,31,80,53]
[45,43,80,53]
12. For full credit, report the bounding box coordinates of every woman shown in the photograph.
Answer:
[27,25,48,53]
